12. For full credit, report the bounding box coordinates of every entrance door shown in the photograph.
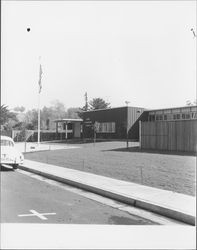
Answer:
[73,123,81,138]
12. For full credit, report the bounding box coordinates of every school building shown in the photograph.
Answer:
[54,105,197,152]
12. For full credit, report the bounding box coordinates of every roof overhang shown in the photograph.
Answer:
[54,118,83,123]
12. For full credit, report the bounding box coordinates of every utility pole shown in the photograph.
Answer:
[84,92,88,111]
[125,101,130,149]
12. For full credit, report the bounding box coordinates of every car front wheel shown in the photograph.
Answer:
[13,164,18,170]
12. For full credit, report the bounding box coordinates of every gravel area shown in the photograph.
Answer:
[24,141,196,196]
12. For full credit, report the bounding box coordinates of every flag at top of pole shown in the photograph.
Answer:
[38,64,43,93]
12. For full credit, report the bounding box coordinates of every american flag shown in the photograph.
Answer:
[38,64,43,93]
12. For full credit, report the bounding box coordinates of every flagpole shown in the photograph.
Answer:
[38,57,42,145]
[38,90,41,145]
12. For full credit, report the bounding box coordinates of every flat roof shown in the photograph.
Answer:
[146,105,197,112]
[54,118,83,123]
[82,106,146,113]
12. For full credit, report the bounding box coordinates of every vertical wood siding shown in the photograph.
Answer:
[141,120,197,152]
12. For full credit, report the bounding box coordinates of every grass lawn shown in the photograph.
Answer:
[24,141,196,196]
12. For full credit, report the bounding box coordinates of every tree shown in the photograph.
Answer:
[13,106,25,113]
[0,105,10,125]
[89,98,111,110]
[50,100,67,119]
[186,100,197,106]
[24,109,38,129]
[0,104,18,129]
[77,92,90,118]
[41,101,67,130]
[66,107,80,119]
[41,106,54,130]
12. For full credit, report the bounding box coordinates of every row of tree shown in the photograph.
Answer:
[0,97,111,131]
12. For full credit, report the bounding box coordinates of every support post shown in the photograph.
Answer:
[139,120,142,149]
[126,108,129,149]
[24,130,27,153]
[65,123,68,140]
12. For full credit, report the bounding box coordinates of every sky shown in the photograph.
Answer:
[1,1,196,111]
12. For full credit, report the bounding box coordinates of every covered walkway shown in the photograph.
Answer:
[54,118,83,139]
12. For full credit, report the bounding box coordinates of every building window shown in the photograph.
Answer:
[191,107,197,112]
[149,115,155,121]
[181,113,190,119]
[156,115,163,120]
[172,108,181,113]
[181,107,190,113]
[164,109,171,114]
[176,114,180,119]
[173,114,181,120]
[173,114,177,120]
[166,114,173,120]
[97,122,115,133]
[67,123,73,130]
[185,114,190,119]
[155,110,163,115]
[191,112,197,119]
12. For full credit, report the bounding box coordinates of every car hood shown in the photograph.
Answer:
[1,146,22,156]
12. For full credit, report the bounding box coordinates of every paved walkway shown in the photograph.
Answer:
[15,142,80,153]
[19,159,196,225]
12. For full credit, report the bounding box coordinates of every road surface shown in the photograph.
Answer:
[1,165,156,225]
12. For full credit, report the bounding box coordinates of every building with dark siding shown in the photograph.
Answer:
[144,106,197,121]
[82,105,197,141]
[82,106,146,140]
[51,105,197,142]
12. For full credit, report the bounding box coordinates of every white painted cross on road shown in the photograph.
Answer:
[18,210,56,220]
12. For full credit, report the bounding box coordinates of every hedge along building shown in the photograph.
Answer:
[82,106,147,140]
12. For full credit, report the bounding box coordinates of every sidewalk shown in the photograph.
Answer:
[15,142,80,153]
[18,159,196,225]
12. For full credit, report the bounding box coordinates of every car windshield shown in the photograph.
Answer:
[1,139,14,147]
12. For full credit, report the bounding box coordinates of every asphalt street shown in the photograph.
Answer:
[1,165,156,225]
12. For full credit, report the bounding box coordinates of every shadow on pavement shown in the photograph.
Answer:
[108,215,156,225]
[44,139,129,145]
[103,146,197,156]
[0,165,14,172]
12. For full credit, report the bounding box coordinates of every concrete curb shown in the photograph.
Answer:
[18,164,196,226]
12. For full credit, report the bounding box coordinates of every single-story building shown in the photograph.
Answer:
[82,105,197,141]
[53,106,197,148]
[140,106,197,152]
[82,106,147,140]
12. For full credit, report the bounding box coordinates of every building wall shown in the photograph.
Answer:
[139,106,197,152]
[146,106,197,121]
[140,119,197,152]
[83,106,145,139]
[83,107,127,139]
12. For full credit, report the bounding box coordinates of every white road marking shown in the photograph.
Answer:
[17,169,186,225]
[18,210,56,220]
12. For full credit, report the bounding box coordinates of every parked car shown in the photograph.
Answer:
[0,135,24,169]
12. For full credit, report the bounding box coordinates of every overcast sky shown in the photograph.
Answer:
[2,1,196,111]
